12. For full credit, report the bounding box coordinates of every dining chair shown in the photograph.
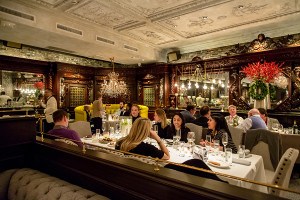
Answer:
[245,129,282,170]
[69,121,92,138]
[228,125,244,147]
[185,123,203,144]
[269,148,299,197]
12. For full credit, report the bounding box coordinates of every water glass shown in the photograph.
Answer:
[173,135,180,149]
[238,145,245,158]
[179,142,185,157]
[214,140,220,155]
[225,148,233,165]
[96,129,101,139]
[205,135,211,150]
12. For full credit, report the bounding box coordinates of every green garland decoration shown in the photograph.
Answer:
[249,80,268,100]
[269,84,276,100]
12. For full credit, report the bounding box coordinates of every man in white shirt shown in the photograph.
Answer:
[225,105,244,127]
[114,101,126,116]
[0,91,11,106]
[40,88,57,132]
[238,108,267,133]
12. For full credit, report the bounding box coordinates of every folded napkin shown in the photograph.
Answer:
[232,158,251,166]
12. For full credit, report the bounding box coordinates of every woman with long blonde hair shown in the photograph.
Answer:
[153,109,170,138]
[115,118,170,160]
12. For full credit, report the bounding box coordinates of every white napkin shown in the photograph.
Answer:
[232,158,251,166]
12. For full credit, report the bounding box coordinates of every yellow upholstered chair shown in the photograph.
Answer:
[74,104,149,121]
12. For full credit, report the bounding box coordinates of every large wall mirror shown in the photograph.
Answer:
[0,70,44,107]
[174,64,229,109]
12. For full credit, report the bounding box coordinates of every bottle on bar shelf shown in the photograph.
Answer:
[293,120,298,134]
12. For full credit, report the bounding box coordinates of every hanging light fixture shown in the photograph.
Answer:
[101,57,128,98]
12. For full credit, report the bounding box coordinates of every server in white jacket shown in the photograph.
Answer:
[40,88,57,132]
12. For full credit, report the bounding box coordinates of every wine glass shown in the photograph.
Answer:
[187,132,195,145]
[102,121,106,133]
[222,132,228,161]
[115,122,120,137]
[222,132,228,150]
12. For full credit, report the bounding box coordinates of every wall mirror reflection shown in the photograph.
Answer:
[0,70,44,107]
[176,70,229,109]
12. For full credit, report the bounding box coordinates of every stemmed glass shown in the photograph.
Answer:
[222,132,228,161]
[102,121,106,134]
[222,132,228,150]
[115,122,120,138]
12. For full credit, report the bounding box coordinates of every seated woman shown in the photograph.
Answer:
[130,104,141,124]
[166,113,190,142]
[153,108,170,138]
[115,117,170,160]
[201,115,237,153]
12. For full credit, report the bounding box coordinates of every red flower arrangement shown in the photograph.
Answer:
[241,61,283,83]
[34,81,44,90]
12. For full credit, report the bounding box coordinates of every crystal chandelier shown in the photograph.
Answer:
[101,57,128,98]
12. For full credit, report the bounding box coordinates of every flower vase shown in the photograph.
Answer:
[253,84,271,109]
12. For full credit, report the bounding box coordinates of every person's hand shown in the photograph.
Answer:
[199,139,205,147]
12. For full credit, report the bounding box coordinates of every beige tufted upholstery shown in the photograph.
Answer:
[2,168,109,200]
[269,148,299,197]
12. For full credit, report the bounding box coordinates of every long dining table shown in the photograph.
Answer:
[82,137,268,193]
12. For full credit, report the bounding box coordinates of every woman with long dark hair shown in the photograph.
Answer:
[166,113,190,142]
[205,115,237,153]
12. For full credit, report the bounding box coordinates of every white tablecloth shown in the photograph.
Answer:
[82,138,267,193]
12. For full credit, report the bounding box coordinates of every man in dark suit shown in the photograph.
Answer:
[192,105,211,128]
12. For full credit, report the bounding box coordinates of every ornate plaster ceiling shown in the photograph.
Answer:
[0,0,300,65]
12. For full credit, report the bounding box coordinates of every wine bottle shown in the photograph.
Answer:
[293,120,298,134]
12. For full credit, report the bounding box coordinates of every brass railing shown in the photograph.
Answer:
[37,133,300,196]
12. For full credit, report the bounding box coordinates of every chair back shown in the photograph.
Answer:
[251,141,274,171]
[269,148,299,197]
[69,121,92,138]
[228,125,244,147]
[185,123,203,144]
[245,129,282,171]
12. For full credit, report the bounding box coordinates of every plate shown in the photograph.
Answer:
[207,160,230,169]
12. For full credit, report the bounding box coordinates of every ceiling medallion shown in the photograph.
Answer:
[101,57,128,98]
